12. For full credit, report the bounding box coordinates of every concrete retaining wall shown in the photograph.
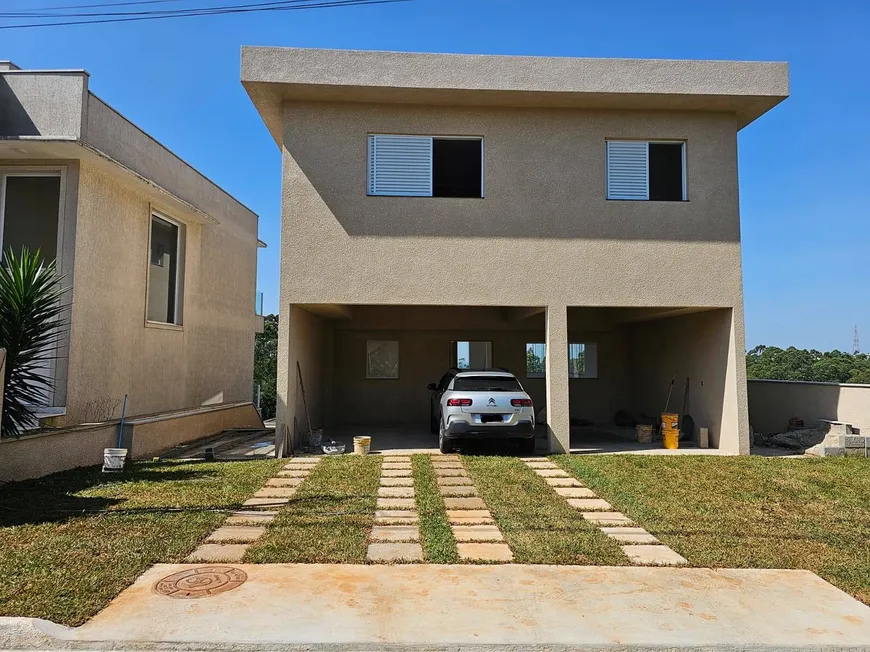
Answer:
[0,401,264,482]
[748,379,870,435]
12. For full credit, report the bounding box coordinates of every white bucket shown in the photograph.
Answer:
[353,436,371,455]
[102,448,128,472]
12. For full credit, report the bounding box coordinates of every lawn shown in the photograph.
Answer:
[464,456,626,565]
[555,454,870,604]
[412,454,458,563]
[244,455,382,563]
[0,458,281,626]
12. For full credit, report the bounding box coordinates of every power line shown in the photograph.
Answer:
[1,0,308,17]
[0,0,410,28]
[1,0,189,15]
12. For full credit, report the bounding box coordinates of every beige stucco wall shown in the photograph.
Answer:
[63,161,256,423]
[0,71,86,139]
[280,102,743,308]
[629,308,746,452]
[748,380,870,436]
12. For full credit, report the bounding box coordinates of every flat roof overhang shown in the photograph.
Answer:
[241,47,789,145]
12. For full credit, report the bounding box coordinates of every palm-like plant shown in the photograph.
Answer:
[0,248,68,437]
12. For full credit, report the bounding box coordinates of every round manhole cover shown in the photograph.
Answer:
[154,566,247,599]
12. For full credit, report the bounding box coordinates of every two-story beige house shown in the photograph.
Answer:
[1,61,263,428]
[242,47,788,455]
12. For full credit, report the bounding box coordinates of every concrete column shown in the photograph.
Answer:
[545,305,570,454]
[275,302,292,457]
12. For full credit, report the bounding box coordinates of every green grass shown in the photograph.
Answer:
[554,455,870,605]
[0,458,281,626]
[244,455,382,563]
[412,454,458,563]
[463,456,626,565]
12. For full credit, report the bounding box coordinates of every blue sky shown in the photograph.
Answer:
[3,0,868,351]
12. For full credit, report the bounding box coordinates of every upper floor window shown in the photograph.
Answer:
[147,213,184,325]
[367,134,483,198]
[606,140,686,201]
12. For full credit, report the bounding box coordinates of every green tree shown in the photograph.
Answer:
[0,248,68,437]
[526,345,545,375]
[746,345,870,384]
[254,313,278,420]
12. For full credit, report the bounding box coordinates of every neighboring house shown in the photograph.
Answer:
[241,47,788,455]
[0,61,264,428]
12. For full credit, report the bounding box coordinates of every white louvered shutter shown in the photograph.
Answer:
[606,141,649,200]
[368,135,433,196]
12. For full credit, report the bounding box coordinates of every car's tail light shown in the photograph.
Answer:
[447,398,473,407]
[511,398,533,407]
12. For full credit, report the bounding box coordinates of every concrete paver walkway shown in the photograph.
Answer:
[367,456,422,561]
[433,456,513,561]
[521,457,687,566]
[186,457,321,563]
[30,563,870,650]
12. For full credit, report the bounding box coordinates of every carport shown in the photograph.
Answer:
[276,304,743,455]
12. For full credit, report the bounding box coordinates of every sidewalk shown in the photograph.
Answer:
[5,563,870,651]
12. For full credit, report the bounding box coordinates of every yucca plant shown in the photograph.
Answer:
[0,248,69,437]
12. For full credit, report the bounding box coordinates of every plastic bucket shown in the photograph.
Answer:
[353,436,371,455]
[662,430,680,449]
[102,447,128,472]
[636,425,653,444]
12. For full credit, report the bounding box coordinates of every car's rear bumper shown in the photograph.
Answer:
[445,420,535,439]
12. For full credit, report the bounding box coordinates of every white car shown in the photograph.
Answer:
[427,369,536,454]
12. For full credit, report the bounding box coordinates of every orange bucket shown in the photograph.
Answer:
[661,412,679,450]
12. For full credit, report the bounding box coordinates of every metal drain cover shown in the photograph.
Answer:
[154,566,247,599]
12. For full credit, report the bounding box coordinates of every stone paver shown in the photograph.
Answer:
[225,511,277,525]
[457,543,513,561]
[450,515,495,525]
[370,526,420,542]
[534,469,569,477]
[366,543,423,562]
[433,468,468,477]
[621,545,687,566]
[606,531,660,544]
[243,497,290,508]
[439,485,478,497]
[554,487,597,498]
[431,462,463,469]
[265,477,304,487]
[525,461,559,469]
[253,487,297,498]
[545,477,583,487]
[206,526,267,543]
[380,477,415,487]
[566,498,612,511]
[451,525,504,542]
[382,463,412,469]
[282,464,314,471]
[446,509,492,520]
[437,476,474,486]
[382,457,412,463]
[582,512,634,525]
[377,497,416,509]
[382,469,413,477]
[277,470,310,478]
[185,543,249,563]
[378,487,415,498]
[443,497,487,510]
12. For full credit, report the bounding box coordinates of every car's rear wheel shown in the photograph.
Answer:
[438,419,454,454]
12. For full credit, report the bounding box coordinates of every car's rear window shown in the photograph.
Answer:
[452,376,522,392]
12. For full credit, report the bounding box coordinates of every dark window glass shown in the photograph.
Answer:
[452,376,522,392]
[432,138,482,198]
[148,216,179,324]
[649,143,684,201]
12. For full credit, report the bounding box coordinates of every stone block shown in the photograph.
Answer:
[449,516,495,525]
[566,498,612,511]
[457,543,513,562]
[206,526,267,543]
[370,526,420,542]
[437,476,474,486]
[582,512,633,525]
[382,469,413,477]
[225,512,276,526]
[621,545,687,566]
[823,446,845,458]
[378,487,415,498]
[242,497,290,508]
[366,542,423,562]
[382,463,412,470]
[844,447,866,458]
[554,487,597,498]
[535,469,569,477]
[380,477,415,487]
[265,477,303,487]
[439,486,478,497]
[451,525,504,542]
[844,435,868,448]
[525,461,559,469]
[382,457,412,463]
[185,544,249,563]
[603,531,659,545]
[443,497,487,510]
[254,487,297,498]
[545,477,583,487]
[433,468,468,477]
[446,509,491,520]
[277,470,309,478]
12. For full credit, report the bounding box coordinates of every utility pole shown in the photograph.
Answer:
[854,325,860,355]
